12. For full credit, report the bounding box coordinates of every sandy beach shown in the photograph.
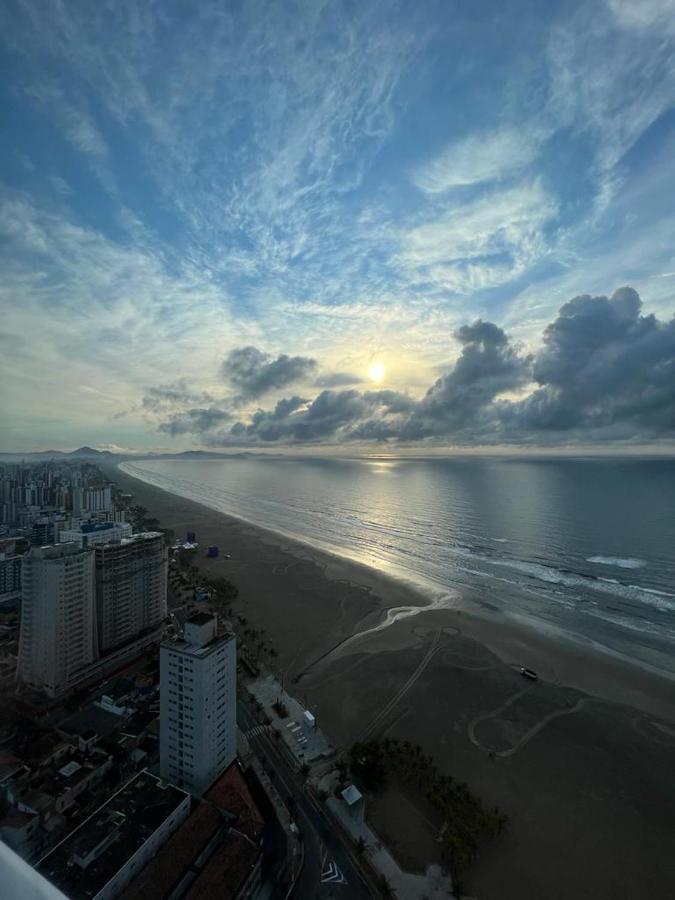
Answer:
[110,463,675,899]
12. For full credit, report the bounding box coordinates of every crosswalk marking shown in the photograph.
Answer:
[321,861,347,884]
[245,724,271,738]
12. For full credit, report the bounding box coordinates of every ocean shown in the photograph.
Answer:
[119,455,675,677]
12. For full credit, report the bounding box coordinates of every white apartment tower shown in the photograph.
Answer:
[94,532,167,654]
[18,543,97,697]
[160,613,237,795]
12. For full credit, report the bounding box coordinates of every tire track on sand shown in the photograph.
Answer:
[359,628,442,741]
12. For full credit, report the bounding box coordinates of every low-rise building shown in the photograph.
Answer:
[121,763,265,900]
[38,770,190,900]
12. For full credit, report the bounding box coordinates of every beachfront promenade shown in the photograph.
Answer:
[242,674,454,899]
[237,697,373,899]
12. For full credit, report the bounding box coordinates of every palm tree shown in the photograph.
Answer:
[379,874,393,897]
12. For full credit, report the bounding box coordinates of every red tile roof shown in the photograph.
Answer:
[183,831,259,900]
[205,764,264,843]
[121,765,265,900]
[121,803,222,900]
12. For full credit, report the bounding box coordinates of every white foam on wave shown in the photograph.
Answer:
[486,557,675,612]
[587,555,646,569]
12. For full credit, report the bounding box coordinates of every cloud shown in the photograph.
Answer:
[221,346,317,399]
[400,320,531,439]
[227,388,415,443]
[2,2,675,451]
[142,379,215,412]
[314,372,363,388]
[503,287,675,437]
[397,180,558,294]
[413,127,543,194]
[158,406,232,436]
[607,0,675,35]
[158,287,675,447]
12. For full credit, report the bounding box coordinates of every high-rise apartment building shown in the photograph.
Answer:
[160,613,237,795]
[17,543,97,696]
[94,532,167,655]
[0,538,25,605]
[17,533,168,697]
[59,520,132,548]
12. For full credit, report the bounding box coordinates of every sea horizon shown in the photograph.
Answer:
[119,455,675,682]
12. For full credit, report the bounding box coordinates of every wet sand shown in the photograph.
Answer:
[111,463,675,899]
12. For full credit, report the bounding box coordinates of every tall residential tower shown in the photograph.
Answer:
[160,613,237,795]
[18,543,97,696]
[94,531,167,655]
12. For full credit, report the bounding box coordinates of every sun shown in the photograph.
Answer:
[368,360,385,383]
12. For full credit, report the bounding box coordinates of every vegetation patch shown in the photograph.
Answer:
[350,737,508,894]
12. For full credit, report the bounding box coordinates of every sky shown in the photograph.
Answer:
[1,0,674,453]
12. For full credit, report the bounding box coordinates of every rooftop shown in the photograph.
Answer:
[186,765,264,900]
[0,751,25,783]
[162,628,233,660]
[341,784,363,806]
[96,532,163,550]
[38,771,189,899]
[121,765,264,900]
[71,523,126,535]
[205,764,264,843]
[187,612,215,626]
[120,803,223,900]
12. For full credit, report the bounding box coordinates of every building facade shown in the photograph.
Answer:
[94,532,167,655]
[17,543,98,697]
[59,521,132,549]
[0,538,24,605]
[160,614,237,795]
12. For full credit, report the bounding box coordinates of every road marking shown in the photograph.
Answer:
[321,861,347,884]
[245,724,271,738]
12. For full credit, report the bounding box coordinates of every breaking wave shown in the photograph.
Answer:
[587,556,646,569]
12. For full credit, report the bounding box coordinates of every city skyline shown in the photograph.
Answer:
[1,0,675,452]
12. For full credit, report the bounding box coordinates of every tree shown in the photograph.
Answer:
[349,740,386,790]
[379,875,393,897]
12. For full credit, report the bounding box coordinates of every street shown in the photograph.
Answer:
[237,701,374,899]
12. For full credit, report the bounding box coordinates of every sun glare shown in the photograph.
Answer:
[369,360,385,383]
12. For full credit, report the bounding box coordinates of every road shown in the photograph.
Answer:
[238,701,374,899]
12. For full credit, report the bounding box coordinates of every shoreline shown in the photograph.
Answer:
[112,462,675,724]
[110,462,675,898]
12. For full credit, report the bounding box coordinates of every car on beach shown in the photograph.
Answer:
[520,667,538,680]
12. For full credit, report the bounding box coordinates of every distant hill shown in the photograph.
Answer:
[0,446,116,461]
[0,446,261,462]
[70,446,113,457]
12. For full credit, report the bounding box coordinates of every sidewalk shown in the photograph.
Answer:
[323,776,454,900]
[247,674,454,899]
[247,674,333,764]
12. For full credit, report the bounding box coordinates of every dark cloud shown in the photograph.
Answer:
[400,319,531,439]
[228,396,309,442]
[158,407,232,436]
[504,287,675,437]
[221,346,317,399]
[215,389,414,444]
[155,289,675,446]
[143,379,214,412]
